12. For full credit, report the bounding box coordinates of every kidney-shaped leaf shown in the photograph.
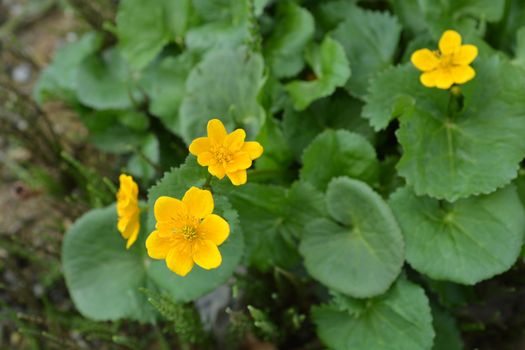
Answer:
[389,185,525,284]
[365,57,525,201]
[285,36,350,110]
[332,5,401,98]
[312,277,434,350]
[300,177,404,298]
[178,48,266,143]
[300,130,379,191]
[62,205,156,322]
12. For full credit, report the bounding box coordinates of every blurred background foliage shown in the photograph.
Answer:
[2,0,525,349]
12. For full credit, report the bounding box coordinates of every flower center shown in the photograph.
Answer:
[181,225,198,240]
[211,144,232,164]
[436,51,455,68]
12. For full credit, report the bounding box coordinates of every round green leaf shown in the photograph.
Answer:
[146,157,244,301]
[300,130,379,191]
[34,32,102,104]
[62,205,156,322]
[389,185,525,284]
[365,57,525,201]
[264,2,314,78]
[300,177,404,298]
[178,48,266,143]
[332,5,401,98]
[140,53,195,133]
[312,277,434,350]
[116,0,170,69]
[76,49,140,110]
[285,36,350,110]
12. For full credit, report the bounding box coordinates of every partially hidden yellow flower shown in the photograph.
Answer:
[411,30,478,89]
[116,174,140,249]
[189,119,263,186]
[146,187,230,276]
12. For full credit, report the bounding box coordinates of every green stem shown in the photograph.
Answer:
[203,173,214,192]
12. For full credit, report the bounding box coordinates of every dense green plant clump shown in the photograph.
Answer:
[33,0,525,348]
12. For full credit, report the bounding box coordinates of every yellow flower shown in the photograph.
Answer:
[411,30,478,89]
[189,119,263,186]
[146,187,230,276]
[116,174,140,249]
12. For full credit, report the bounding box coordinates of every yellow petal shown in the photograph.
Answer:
[435,69,454,89]
[192,240,222,270]
[117,213,131,233]
[439,30,462,55]
[241,141,263,160]
[166,243,194,276]
[182,187,214,219]
[420,71,438,87]
[227,169,247,186]
[154,196,186,222]
[207,119,227,143]
[125,218,140,249]
[224,129,246,152]
[189,137,210,155]
[451,65,475,84]
[453,44,478,65]
[197,152,215,166]
[146,230,172,259]
[208,164,226,179]
[410,49,440,71]
[226,152,252,172]
[120,215,137,239]
[198,214,230,246]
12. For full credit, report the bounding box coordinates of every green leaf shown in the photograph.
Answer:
[316,0,359,31]
[264,1,314,78]
[332,5,401,98]
[390,0,504,36]
[300,130,379,191]
[62,205,156,322]
[78,109,149,154]
[164,0,191,41]
[389,185,525,284]
[432,307,464,350]
[285,36,350,110]
[126,134,159,182]
[312,277,434,350]
[140,53,195,133]
[366,57,525,201]
[179,48,266,143]
[254,116,294,172]
[146,157,244,301]
[514,26,525,68]
[362,64,424,131]
[300,177,404,297]
[283,93,375,159]
[76,48,141,110]
[34,32,102,104]
[116,0,171,70]
[228,182,325,271]
[186,0,250,52]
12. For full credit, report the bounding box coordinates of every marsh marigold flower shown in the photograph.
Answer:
[411,30,478,89]
[116,174,140,249]
[146,187,230,276]
[189,119,263,186]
